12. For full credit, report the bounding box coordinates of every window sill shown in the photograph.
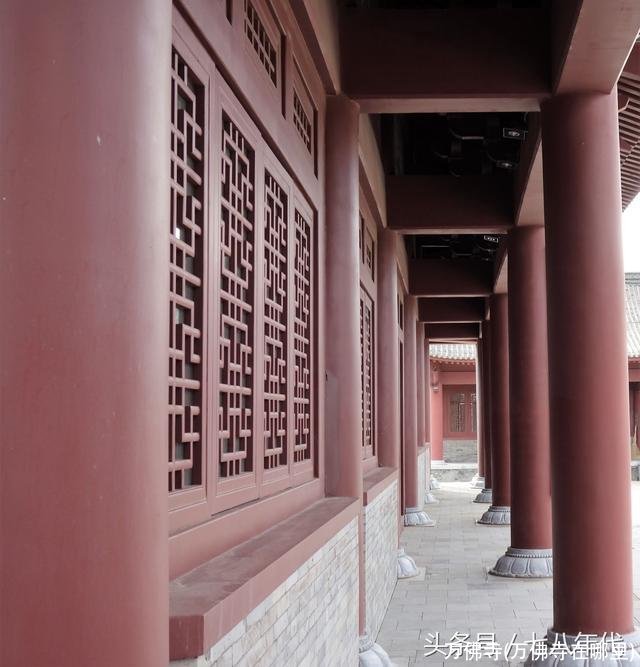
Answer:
[169,496,359,660]
[362,466,397,506]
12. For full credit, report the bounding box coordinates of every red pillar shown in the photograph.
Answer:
[403,297,434,525]
[473,338,486,484]
[491,226,552,577]
[475,322,493,504]
[403,296,419,510]
[541,91,635,639]
[324,95,367,638]
[478,295,510,525]
[324,94,362,502]
[377,229,401,473]
[430,366,444,461]
[416,323,426,450]
[0,2,170,665]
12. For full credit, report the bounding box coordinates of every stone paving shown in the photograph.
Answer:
[378,481,640,667]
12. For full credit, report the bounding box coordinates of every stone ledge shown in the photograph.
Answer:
[169,496,359,661]
[363,466,398,506]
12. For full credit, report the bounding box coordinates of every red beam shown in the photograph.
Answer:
[552,0,640,95]
[513,114,544,227]
[341,8,549,113]
[418,298,485,323]
[426,323,480,340]
[410,259,494,298]
[387,175,513,234]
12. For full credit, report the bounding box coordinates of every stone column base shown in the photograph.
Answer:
[524,628,640,666]
[474,487,492,503]
[490,547,553,578]
[404,506,436,527]
[430,476,440,490]
[477,505,511,525]
[397,547,419,579]
[424,491,439,504]
[470,474,485,489]
[359,631,393,667]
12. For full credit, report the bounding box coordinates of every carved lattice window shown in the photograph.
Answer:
[360,290,375,459]
[263,171,288,471]
[293,206,313,464]
[169,47,206,495]
[292,61,316,169]
[169,25,318,525]
[359,209,377,461]
[219,112,256,479]
[244,0,279,87]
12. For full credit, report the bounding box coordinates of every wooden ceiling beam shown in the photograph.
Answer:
[387,175,513,234]
[410,259,494,298]
[418,298,486,323]
[341,7,549,113]
[426,323,480,341]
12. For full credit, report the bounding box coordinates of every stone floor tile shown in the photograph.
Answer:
[377,481,640,664]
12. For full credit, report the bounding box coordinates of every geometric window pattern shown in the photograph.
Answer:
[244,0,278,87]
[445,387,477,437]
[361,225,375,283]
[360,290,375,457]
[169,16,319,522]
[169,48,205,494]
[293,208,313,463]
[293,91,312,154]
[359,214,376,460]
[219,112,256,479]
[448,391,466,433]
[263,171,288,470]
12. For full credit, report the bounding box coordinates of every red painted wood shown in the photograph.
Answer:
[387,175,512,235]
[341,7,549,111]
[429,376,444,462]
[542,90,634,635]
[410,259,493,298]
[443,385,477,440]
[419,298,485,324]
[360,195,378,466]
[481,323,493,489]
[403,296,419,509]
[507,226,551,550]
[475,343,485,477]
[426,323,480,340]
[489,294,510,508]
[324,94,362,501]
[0,2,171,664]
[377,229,401,474]
[416,324,427,448]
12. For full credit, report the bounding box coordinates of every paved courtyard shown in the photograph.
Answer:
[378,481,640,666]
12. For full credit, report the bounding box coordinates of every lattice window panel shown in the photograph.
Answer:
[360,290,375,457]
[169,48,206,494]
[244,0,279,87]
[292,62,316,171]
[263,171,288,470]
[448,392,466,433]
[219,111,256,479]
[293,207,313,463]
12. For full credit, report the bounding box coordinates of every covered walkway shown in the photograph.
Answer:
[380,482,640,667]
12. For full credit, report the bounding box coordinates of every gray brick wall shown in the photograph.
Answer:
[171,519,359,667]
[364,480,399,640]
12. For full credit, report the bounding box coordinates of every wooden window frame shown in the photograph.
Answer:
[169,14,320,550]
[359,195,378,470]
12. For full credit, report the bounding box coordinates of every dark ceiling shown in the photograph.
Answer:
[381,112,529,177]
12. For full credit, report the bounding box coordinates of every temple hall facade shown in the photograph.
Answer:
[2,1,640,666]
